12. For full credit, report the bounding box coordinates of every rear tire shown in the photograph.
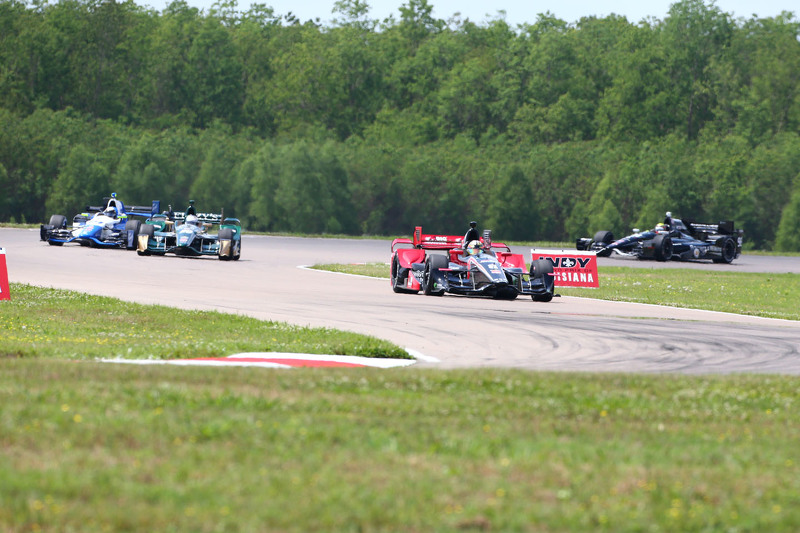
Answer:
[713,237,737,264]
[422,254,447,296]
[49,215,67,228]
[593,230,614,244]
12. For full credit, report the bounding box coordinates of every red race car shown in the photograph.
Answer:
[390,226,555,301]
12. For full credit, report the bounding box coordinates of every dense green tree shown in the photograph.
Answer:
[485,165,540,240]
[595,22,677,140]
[271,140,357,233]
[45,144,110,217]
[775,178,800,251]
[660,0,733,140]
[0,1,798,247]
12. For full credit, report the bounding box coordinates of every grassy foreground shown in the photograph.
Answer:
[2,359,799,532]
[2,275,800,531]
[312,263,800,321]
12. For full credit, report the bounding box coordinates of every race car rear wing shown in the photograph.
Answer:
[391,226,511,252]
[688,220,741,235]
[87,198,161,217]
[173,211,224,225]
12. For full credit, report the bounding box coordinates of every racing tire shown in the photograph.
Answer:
[137,224,155,256]
[593,230,614,245]
[591,230,614,257]
[712,237,737,264]
[218,228,235,261]
[49,214,67,228]
[653,234,673,261]
[530,259,555,302]
[391,253,418,294]
[40,225,54,241]
[422,254,447,296]
[124,219,141,250]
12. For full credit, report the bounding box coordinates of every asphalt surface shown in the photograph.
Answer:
[3,227,800,374]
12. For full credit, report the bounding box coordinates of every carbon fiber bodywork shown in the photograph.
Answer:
[390,226,555,301]
[577,216,743,263]
[136,206,242,260]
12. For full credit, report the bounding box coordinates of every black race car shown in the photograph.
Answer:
[576,213,743,263]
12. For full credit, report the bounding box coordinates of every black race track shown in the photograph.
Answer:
[3,227,800,374]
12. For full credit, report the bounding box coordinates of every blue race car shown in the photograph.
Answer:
[40,193,160,249]
[576,212,743,263]
[136,201,242,260]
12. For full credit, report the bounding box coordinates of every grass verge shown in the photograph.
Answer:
[2,359,799,531]
[3,270,799,531]
[311,263,800,321]
[0,283,410,360]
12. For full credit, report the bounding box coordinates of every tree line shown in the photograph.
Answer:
[1,0,799,249]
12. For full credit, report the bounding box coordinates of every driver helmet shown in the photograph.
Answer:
[466,240,482,255]
[655,222,666,233]
[186,214,200,227]
[104,206,116,218]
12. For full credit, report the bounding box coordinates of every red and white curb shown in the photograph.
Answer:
[100,351,435,369]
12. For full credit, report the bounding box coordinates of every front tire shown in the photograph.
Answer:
[137,224,155,256]
[218,228,235,261]
[391,253,417,294]
[124,219,141,249]
[530,259,555,302]
[422,254,447,296]
[653,234,673,261]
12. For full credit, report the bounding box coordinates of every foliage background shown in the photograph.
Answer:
[1,0,799,249]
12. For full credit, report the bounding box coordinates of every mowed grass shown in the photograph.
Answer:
[2,359,800,532]
[311,262,800,321]
[0,284,409,360]
[2,274,800,531]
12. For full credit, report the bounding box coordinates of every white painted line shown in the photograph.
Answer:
[100,358,292,369]
[226,352,417,368]
[405,348,440,363]
[99,352,420,369]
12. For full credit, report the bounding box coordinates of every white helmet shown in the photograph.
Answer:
[186,214,200,226]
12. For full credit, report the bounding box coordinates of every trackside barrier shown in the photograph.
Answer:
[531,249,599,288]
[0,248,10,300]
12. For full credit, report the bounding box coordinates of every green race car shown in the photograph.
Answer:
[137,201,242,260]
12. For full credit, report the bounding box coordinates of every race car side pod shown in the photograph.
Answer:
[0,248,11,300]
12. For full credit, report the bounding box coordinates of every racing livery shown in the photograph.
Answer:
[136,201,241,260]
[40,193,159,249]
[390,226,555,301]
[576,212,743,263]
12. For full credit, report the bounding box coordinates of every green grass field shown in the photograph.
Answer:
[2,268,800,531]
